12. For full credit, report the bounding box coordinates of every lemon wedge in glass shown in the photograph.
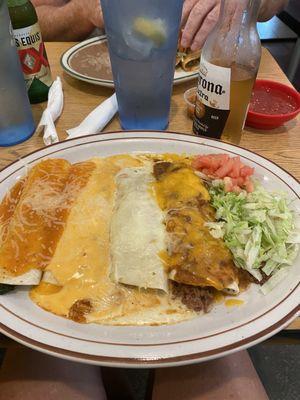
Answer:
[132,17,167,46]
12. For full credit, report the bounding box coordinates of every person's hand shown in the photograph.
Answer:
[88,0,103,28]
[73,0,104,28]
[181,0,221,51]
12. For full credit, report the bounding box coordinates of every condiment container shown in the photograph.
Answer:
[246,79,300,129]
[183,87,197,119]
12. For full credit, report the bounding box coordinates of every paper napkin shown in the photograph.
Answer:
[66,93,118,139]
[38,77,64,146]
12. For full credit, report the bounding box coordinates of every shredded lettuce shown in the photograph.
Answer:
[206,181,300,294]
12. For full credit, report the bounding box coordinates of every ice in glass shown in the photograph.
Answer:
[101,0,183,130]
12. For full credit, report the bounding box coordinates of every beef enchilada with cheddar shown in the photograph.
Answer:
[0,154,249,326]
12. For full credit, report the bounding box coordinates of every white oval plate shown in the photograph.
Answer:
[60,36,198,87]
[0,132,299,368]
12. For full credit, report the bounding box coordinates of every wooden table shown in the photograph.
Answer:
[0,43,299,331]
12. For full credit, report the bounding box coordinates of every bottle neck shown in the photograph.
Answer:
[204,0,261,69]
[218,0,260,30]
[0,0,12,39]
[7,0,29,7]
[7,0,36,28]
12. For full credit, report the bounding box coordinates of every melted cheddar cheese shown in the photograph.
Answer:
[1,153,243,325]
[30,156,194,325]
[153,162,238,291]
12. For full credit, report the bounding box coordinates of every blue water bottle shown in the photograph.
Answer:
[0,0,35,146]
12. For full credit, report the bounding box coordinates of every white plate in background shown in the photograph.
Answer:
[61,36,199,87]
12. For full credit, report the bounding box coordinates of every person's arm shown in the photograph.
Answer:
[32,0,66,6]
[32,0,104,41]
[181,0,289,51]
[258,0,288,22]
[0,347,108,400]
[152,351,269,400]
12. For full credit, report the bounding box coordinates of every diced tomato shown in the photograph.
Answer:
[240,166,254,177]
[237,177,245,186]
[224,177,233,192]
[191,157,202,170]
[213,154,230,163]
[193,153,255,193]
[192,155,212,170]
[192,154,230,172]
[208,157,221,172]
[215,158,234,178]
[244,178,254,193]
[209,154,230,171]
[228,156,241,178]
[232,185,242,193]
[230,178,239,186]
[201,168,212,176]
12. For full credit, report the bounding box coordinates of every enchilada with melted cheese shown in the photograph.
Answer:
[0,154,244,326]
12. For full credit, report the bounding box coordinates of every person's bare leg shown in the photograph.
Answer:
[0,347,107,400]
[152,350,269,400]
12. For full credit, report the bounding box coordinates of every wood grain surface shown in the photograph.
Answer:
[0,43,299,330]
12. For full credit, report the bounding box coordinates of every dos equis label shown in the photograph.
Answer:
[193,58,231,139]
[13,22,52,91]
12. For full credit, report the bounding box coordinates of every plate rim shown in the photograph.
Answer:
[1,130,299,186]
[60,35,114,87]
[0,131,299,367]
[60,36,198,87]
[0,306,298,368]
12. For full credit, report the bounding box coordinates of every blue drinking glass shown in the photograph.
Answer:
[101,0,183,130]
[0,0,35,147]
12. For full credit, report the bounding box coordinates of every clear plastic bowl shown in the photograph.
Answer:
[183,87,197,119]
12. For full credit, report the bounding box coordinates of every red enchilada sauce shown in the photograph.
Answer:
[0,160,96,276]
[249,86,298,115]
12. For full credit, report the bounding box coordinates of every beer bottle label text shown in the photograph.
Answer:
[193,58,231,139]
[13,23,52,91]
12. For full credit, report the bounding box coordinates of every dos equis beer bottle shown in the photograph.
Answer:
[7,0,52,103]
[193,0,261,144]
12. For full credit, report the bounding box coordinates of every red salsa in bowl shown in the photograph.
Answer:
[246,79,300,129]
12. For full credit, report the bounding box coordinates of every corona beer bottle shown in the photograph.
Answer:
[193,0,261,144]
